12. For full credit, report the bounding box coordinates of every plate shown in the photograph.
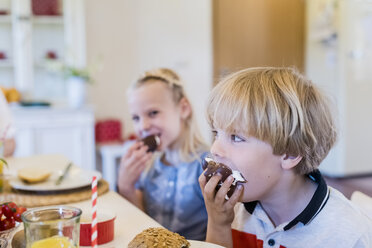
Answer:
[188,240,225,248]
[9,166,102,192]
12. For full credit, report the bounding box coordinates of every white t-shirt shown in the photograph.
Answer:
[0,91,15,139]
[231,171,372,248]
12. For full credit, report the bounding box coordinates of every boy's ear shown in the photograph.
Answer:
[179,97,191,119]
[281,154,302,170]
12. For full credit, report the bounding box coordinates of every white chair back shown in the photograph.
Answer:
[351,191,372,220]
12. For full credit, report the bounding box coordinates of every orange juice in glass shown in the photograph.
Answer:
[21,206,82,248]
[31,236,75,248]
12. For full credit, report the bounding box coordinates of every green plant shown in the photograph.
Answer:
[62,65,91,83]
[0,140,7,168]
[0,157,7,177]
[0,158,7,166]
[45,60,93,83]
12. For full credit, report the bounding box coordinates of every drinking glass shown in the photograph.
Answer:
[21,206,82,248]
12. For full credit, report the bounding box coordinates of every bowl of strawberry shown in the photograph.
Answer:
[0,202,27,241]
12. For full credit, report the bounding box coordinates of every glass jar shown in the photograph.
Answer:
[21,206,82,248]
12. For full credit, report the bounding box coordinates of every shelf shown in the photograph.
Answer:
[34,59,64,69]
[0,15,11,24]
[0,15,64,25]
[0,60,13,68]
[32,16,63,25]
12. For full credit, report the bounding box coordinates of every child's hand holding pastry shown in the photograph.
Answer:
[199,158,245,247]
[118,141,152,195]
[199,173,242,226]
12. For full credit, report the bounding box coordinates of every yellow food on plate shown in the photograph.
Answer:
[31,236,75,248]
[18,167,51,184]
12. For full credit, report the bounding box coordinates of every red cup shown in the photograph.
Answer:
[0,51,6,60]
[79,212,116,246]
[45,50,57,60]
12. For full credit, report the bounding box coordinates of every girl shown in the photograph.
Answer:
[117,68,209,240]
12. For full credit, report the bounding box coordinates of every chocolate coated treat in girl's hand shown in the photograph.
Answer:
[142,135,160,152]
[202,157,247,199]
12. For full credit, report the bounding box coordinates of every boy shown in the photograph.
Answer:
[199,67,372,247]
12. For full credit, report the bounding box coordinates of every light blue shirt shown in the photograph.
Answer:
[137,152,208,240]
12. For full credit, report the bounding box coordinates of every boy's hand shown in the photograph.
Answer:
[199,173,242,225]
[199,172,243,247]
[118,141,152,194]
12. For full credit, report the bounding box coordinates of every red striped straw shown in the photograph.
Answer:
[91,176,98,248]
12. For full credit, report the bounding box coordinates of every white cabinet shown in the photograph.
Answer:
[0,0,86,104]
[11,106,96,171]
[305,0,372,176]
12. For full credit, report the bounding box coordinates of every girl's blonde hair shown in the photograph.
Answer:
[130,68,208,162]
[207,67,337,175]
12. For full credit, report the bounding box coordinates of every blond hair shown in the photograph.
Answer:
[130,68,208,162]
[207,67,337,174]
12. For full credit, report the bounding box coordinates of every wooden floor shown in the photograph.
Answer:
[324,175,372,199]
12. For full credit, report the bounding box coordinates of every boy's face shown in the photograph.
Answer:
[211,128,284,203]
[128,81,186,151]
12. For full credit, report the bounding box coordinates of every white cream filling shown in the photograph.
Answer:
[154,135,161,145]
[204,157,213,163]
[232,170,246,182]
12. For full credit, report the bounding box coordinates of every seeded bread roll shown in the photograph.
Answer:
[128,227,190,248]
[202,158,247,198]
[142,135,160,152]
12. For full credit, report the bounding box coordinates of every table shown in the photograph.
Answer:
[10,190,223,248]
[71,191,162,247]
[73,193,224,248]
[4,154,162,246]
[5,154,223,247]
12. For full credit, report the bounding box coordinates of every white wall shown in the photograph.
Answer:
[85,0,213,142]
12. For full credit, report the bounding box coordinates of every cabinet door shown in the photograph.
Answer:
[1,0,86,104]
[35,126,84,167]
[13,108,96,171]
[213,0,305,80]
[15,124,95,171]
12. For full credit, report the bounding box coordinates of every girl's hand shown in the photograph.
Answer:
[118,141,152,195]
[199,172,243,247]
